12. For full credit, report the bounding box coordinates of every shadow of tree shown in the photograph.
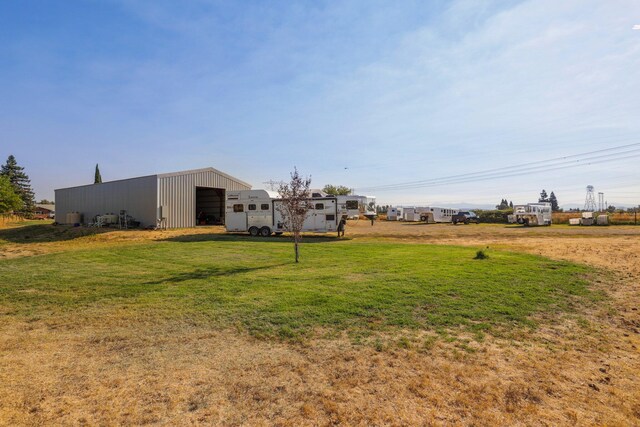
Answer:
[0,224,113,244]
[143,263,288,285]
[162,233,348,244]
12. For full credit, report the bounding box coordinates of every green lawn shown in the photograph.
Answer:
[0,230,598,340]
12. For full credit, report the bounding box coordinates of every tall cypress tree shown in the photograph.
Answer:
[0,155,35,212]
[539,189,549,203]
[94,164,102,184]
[549,192,559,211]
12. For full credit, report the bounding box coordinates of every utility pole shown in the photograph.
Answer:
[262,180,285,191]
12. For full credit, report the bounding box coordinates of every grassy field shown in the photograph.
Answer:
[1,231,594,341]
[2,222,638,425]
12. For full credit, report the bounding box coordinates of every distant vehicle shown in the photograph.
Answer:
[508,202,552,226]
[452,211,479,225]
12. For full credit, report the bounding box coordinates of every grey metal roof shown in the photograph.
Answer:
[157,167,252,188]
[55,167,251,191]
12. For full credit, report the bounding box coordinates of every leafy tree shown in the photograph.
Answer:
[322,184,351,196]
[549,192,559,211]
[539,189,549,203]
[94,163,102,184]
[0,155,35,212]
[509,201,513,209]
[0,176,22,213]
[38,199,54,204]
[277,168,312,263]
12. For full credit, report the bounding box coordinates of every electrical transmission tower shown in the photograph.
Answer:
[262,180,285,191]
[584,185,597,211]
[598,192,605,212]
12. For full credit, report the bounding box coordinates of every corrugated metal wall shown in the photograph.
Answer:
[158,169,251,228]
[55,175,158,227]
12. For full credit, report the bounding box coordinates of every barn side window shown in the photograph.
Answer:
[233,204,244,212]
[248,204,256,211]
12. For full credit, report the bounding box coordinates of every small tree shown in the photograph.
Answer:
[277,168,312,263]
[1,155,35,213]
[94,164,102,184]
[0,176,22,213]
[322,184,351,196]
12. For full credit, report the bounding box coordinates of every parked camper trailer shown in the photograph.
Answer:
[509,202,552,226]
[226,190,340,236]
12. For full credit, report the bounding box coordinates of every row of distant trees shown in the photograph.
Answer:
[495,190,560,211]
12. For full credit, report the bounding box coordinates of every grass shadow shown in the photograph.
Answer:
[162,233,348,244]
[143,263,288,285]
[0,224,116,244]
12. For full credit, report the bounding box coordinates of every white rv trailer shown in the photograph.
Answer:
[226,190,341,236]
[508,202,552,226]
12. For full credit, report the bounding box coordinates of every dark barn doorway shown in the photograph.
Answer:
[195,187,225,225]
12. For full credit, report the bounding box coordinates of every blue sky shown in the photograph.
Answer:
[1,0,639,207]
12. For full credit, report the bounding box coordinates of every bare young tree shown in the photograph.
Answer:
[277,167,312,263]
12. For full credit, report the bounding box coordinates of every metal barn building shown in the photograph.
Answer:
[55,167,251,228]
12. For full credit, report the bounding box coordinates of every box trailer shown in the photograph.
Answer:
[226,190,341,236]
[509,202,552,226]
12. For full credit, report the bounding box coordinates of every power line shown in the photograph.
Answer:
[355,142,640,192]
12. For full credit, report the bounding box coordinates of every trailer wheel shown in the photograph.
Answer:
[420,215,427,222]
[249,226,259,236]
[259,227,271,237]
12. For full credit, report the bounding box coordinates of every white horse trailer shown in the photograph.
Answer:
[509,202,552,226]
[337,194,376,219]
[418,207,459,223]
[402,207,423,222]
[226,190,341,236]
[386,207,399,221]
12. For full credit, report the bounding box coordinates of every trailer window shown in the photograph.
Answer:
[233,204,244,212]
[345,200,358,210]
[261,204,269,211]
[315,203,324,210]
[248,204,257,211]
[326,214,335,221]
